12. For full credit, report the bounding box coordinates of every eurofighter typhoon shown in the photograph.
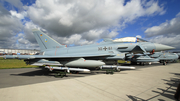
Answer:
[4,29,175,72]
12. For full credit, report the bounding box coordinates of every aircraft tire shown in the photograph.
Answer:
[131,62,137,65]
[142,62,145,66]
[116,68,121,72]
[163,62,167,65]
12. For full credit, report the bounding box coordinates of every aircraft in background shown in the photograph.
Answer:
[87,37,175,66]
[125,53,159,65]
[150,52,179,65]
[4,29,175,72]
[172,52,180,59]
[126,52,179,65]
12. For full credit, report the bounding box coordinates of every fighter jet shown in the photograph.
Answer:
[150,52,179,65]
[89,37,175,66]
[4,29,175,72]
[125,52,178,65]
[125,53,159,65]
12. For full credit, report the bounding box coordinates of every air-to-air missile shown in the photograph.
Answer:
[4,29,175,73]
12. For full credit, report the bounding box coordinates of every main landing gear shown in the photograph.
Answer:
[54,71,68,78]
[163,62,167,65]
[160,61,167,65]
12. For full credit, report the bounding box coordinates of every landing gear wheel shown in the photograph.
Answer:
[55,71,67,78]
[71,71,79,74]
[140,62,145,66]
[142,62,145,66]
[116,68,121,72]
[163,62,167,65]
[106,70,114,74]
[131,62,137,65]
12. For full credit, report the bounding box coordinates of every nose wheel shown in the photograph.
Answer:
[163,62,167,65]
[140,62,145,66]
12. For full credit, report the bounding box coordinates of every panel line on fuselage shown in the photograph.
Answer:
[55,48,57,56]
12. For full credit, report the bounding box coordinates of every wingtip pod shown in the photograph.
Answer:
[4,55,17,59]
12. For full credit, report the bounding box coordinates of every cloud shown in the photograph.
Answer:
[149,35,180,50]
[9,10,27,19]
[0,4,23,48]
[23,21,40,44]
[0,3,37,49]
[26,0,165,44]
[145,0,166,16]
[16,32,40,49]
[136,35,142,38]
[145,12,180,37]
[1,0,23,11]
[0,0,166,49]
[145,12,180,50]
[50,33,94,46]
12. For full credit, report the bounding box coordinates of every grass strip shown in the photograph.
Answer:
[0,57,38,69]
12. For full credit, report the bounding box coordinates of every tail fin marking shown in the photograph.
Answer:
[32,29,63,50]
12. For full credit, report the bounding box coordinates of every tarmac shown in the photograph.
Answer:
[0,63,180,101]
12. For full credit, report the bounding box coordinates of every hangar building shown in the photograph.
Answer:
[0,48,40,55]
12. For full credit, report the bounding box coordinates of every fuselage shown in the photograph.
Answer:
[43,41,173,60]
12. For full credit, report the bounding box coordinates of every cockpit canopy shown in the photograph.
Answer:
[113,37,148,43]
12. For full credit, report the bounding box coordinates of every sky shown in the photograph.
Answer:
[0,0,180,51]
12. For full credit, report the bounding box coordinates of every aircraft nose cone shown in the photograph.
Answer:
[154,43,175,51]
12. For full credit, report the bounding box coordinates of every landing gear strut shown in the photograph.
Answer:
[106,70,114,74]
[163,62,167,65]
[55,71,68,78]
[140,62,145,66]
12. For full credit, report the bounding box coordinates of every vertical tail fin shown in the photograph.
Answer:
[32,29,65,50]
